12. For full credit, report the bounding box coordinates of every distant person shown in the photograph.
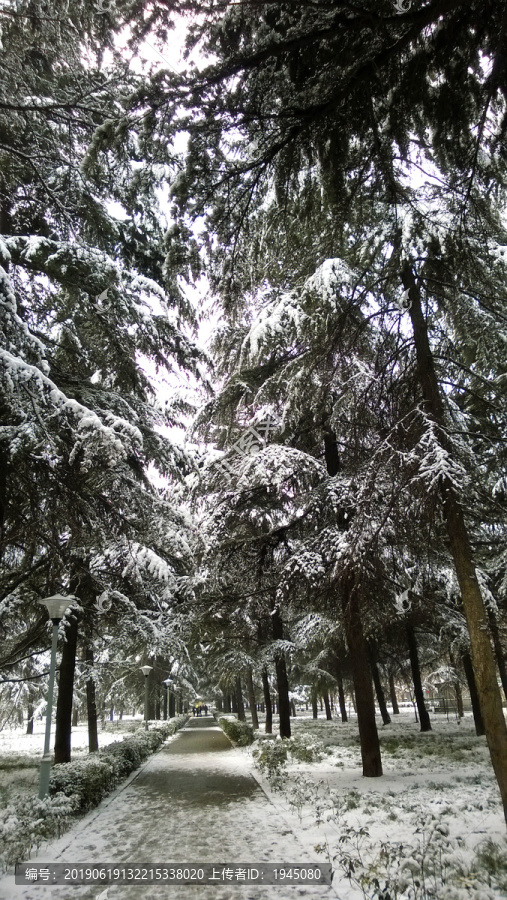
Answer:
[204,704,208,715]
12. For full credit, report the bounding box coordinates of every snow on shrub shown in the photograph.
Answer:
[286,733,325,763]
[0,793,78,871]
[218,716,254,746]
[0,716,187,870]
[50,717,187,812]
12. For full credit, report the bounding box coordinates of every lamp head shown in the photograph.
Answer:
[39,593,75,622]
[140,665,153,677]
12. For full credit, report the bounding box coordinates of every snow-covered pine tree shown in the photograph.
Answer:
[156,0,507,813]
[0,0,202,752]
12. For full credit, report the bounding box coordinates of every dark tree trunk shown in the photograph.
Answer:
[155,686,161,720]
[406,624,432,732]
[323,689,332,720]
[147,687,156,721]
[271,606,291,738]
[337,671,348,722]
[343,588,382,776]
[235,676,246,721]
[72,706,78,727]
[403,262,507,821]
[169,690,176,719]
[54,610,79,764]
[311,688,318,719]
[324,431,381,775]
[163,685,168,720]
[487,607,507,704]
[85,645,98,753]
[246,667,259,730]
[215,695,223,712]
[389,673,400,715]
[262,670,273,734]
[109,705,114,722]
[224,693,231,714]
[369,649,391,725]
[26,688,34,735]
[449,649,464,719]
[463,651,485,736]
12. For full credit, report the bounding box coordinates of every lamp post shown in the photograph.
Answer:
[38,594,74,799]
[140,666,153,730]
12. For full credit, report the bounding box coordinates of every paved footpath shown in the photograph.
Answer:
[0,718,338,900]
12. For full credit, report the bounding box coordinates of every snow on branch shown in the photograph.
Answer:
[409,417,468,494]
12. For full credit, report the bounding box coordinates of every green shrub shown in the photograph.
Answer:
[0,716,187,871]
[0,793,78,871]
[252,738,288,777]
[218,716,254,746]
[50,717,187,811]
[287,733,325,763]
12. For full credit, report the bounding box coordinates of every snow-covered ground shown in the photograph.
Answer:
[0,721,135,810]
[0,712,506,899]
[250,712,507,899]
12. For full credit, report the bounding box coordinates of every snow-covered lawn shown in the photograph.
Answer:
[0,721,138,811]
[249,711,507,898]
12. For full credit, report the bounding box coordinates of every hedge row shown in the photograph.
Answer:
[218,716,255,746]
[49,716,188,812]
[0,716,187,870]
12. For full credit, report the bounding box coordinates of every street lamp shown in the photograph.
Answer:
[38,594,74,799]
[140,666,153,730]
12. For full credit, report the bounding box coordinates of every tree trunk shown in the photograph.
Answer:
[271,606,291,738]
[163,685,168,720]
[169,690,176,719]
[26,688,34,735]
[311,688,318,719]
[449,649,464,719]
[463,651,485,736]
[325,430,381,774]
[54,610,79,764]
[147,686,156,721]
[224,693,231,714]
[323,689,332,720]
[235,676,246,721]
[85,644,98,753]
[406,623,432,732]
[487,607,507,704]
[337,671,348,722]
[389,672,400,714]
[404,261,507,821]
[72,706,78,727]
[246,667,259,730]
[369,649,391,725]
[343,588,382,776]
[262,670,273,734]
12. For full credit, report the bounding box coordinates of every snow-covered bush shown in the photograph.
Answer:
[252,738,288,781]
[0,792,78,871]
[218,716,254,746]
[50,717,187,812]
[287,733,325,763]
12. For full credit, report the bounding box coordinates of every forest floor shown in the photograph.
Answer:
[0,711,506,899]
